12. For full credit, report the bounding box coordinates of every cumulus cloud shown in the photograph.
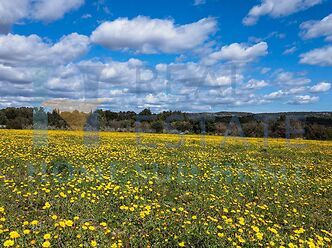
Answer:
[264,90,287,100]
[243,79,268,90]
[288,95,319,104]
[310,82,331,92]
[263,81,330,102]
[91,16,217,54]
[31,0,85,22]
[300,13,332,41]
[275,71,311,86]
[0,33,90,66]
[204,42,268,65]
[0,0,84,32]
[243,0,323,26]
[0,55,272,111]
[0,64,33,84]
[157,62,245,88]
[0,0,29,32]
[300,45,332,66]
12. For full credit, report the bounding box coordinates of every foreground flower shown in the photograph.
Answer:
[44,233,51,240]
[9,231,20,239]
[91,240,97,247]
[178,241,185,247]
[3,240,14,247]
[42,241,51,247]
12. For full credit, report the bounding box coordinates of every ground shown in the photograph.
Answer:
[0,130,331,247]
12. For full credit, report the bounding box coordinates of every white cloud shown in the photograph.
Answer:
[260,67,271,74]
[204,42,268,64]
[0,0,84,32]
[300,45,332,66]
[283,46,297,55]
[263,81,329,101]
[243,0,323,26]
[32,0,85,22]
[0,33,90,66]
[0,64,33,84]
[81,13,92,19]
[275,71,311,86]
[243,79,268,89]
[287,86,307,94]
[288,95,319,104]
[91,16,217,54]
[300,13,332,41]
[157,62,244,87]
[310,82,331,92]
[0,0,29,32]
[264,90,287,100]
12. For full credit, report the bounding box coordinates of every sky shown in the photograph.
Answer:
[0,0,331,113]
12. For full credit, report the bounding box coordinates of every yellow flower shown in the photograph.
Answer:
[3,240,14,247]
[192,215,197,220]
[44,233,51,240]
[42,241,51,248]
[65,220,73,227]
[178,241,185,247]
[9,231,20,239]
[217,233,225,238]
[30,220,39,225]
[91,240,97,247]
[237,235,245,243]
[51,215,57,220]
[23,229,30,235]
[256,232,264,240]
[100,222,107,227]
[59,221,66,228]
[238,217,245,225]
[268,227,278,234]
[288,243,296,248]
[42,202,51,210]
[294,228,305,234]
[59,192,67,198]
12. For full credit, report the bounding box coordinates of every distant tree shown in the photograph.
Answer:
[8,117,28,129]
[0,107,331,140]
[0,112,8,125]
[139,108,152,116]
[151,121,164,133]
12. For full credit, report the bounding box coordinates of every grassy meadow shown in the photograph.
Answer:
[0,130,331,247]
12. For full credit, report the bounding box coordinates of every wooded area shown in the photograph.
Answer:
[0,107,331,140]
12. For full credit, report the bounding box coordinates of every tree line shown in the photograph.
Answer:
[0,107,331,140]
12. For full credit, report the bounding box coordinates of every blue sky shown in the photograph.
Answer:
[0,0,331,113]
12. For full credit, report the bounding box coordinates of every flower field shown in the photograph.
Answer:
[0,129,331,247]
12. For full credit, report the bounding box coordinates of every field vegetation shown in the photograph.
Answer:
[0,130,331,247]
